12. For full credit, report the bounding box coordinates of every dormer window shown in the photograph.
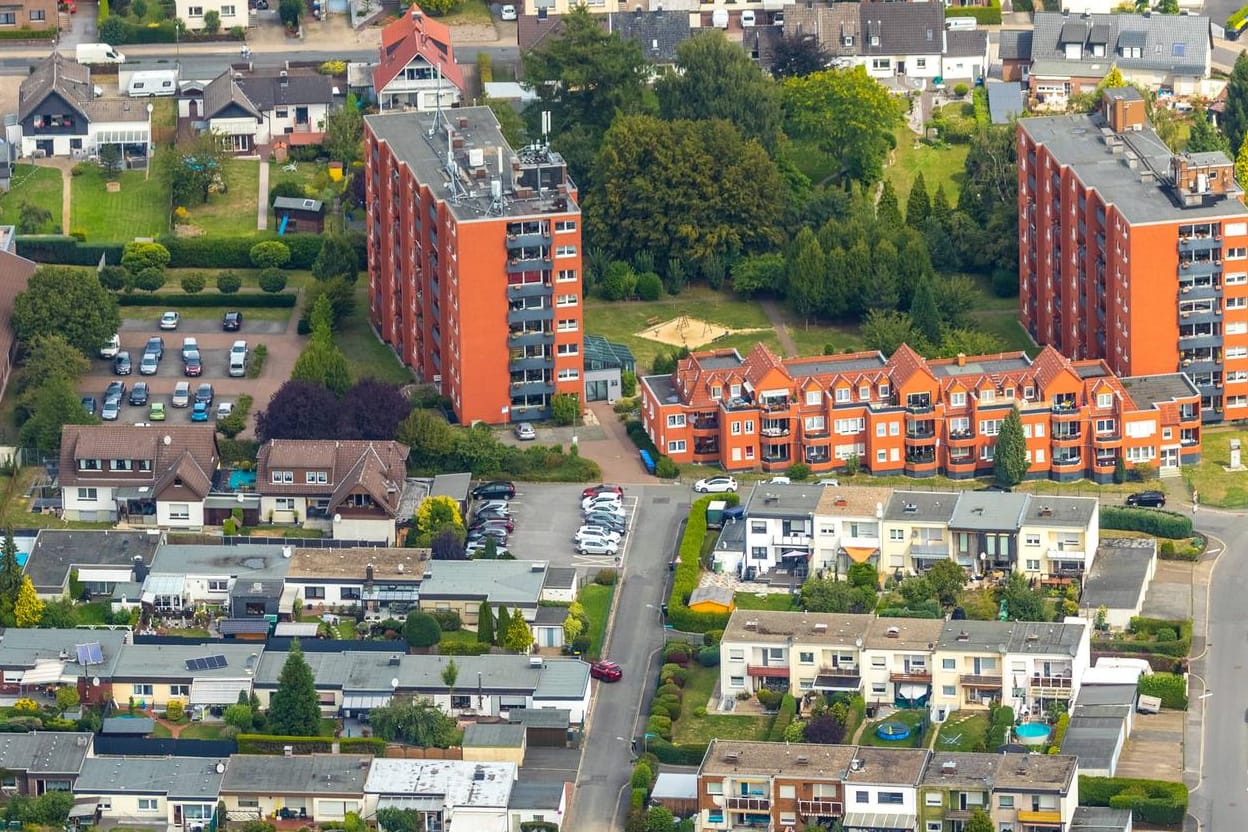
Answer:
[878,383,890,399]
[271,470,294,484]
[711,385,723,400]
[843,35,854,47]
[110,459,133,472]
[730,384,741,398]
[859,385,870,400]
[870,35,879,47]
[140,459,152,472]
[305,471,329,484]
[835,387,851,403]
[981,389,996,403]
[79,459,101,471]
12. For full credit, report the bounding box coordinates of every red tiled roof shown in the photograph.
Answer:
[59,425,220,498]
[1028,345,1075,391]
[884,342,931,388]
[257,439,410,516]
[373,4,464,96]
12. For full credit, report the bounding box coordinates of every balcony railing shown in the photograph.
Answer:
[761,399,792,412]
[889,669,932,683]
[960,674,1003,689]
[797,800,843,817]
[1030,674,1074,690]
[725,797,771,812]
[1051,430,1082,443]
[1052,455,1082,468]
[761,422,791,437]
[746,665,789,678]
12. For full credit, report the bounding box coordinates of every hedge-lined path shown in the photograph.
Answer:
[32,156,73,236]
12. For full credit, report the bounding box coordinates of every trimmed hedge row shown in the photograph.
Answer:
[236,734,332,754]
[1092,616,1193,661]
[17,236,123,266]
[1101,506,1193,539]
[944,3,1002,23]
[17,233,367,274]
[646,736,709,766]
[1138,672,1188,710]
[117,292,298,308]
[338,736,386,755]
[1079,776,1188,825]
[766,694,797,742]
[666,494,740,633]
[0,28,57,39]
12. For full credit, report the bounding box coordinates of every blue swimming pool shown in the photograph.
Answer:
[16,552,27,567]
[1014,722,1051,745]
[228,470,256,490]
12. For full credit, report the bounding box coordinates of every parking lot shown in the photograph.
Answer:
[470,483,640,570]
[80,312,303,427]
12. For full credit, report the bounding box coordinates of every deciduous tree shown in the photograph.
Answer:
[397,410,456,462]
[861,309,926,356]
[18,334,89,398]
[1226,53,1248,155]
[19,377,97,451]
[13,267,120,356]
[503,611,533,652]
[256,380,342,440]
[338,379,410,440]
[268,640,320,736]
[324,94,364,166]
[403,612,442,648]
[415,495,463,541]
[783,67,902,186]
[964,808,995,832]
[731,253,785,298]
[771,33,831,79]
[925,559,969,608]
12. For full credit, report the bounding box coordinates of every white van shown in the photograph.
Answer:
[711,7,729,28]
[76,43,126,64]
[128,70,178,98]
[946,17,977,30]
[741,9,756,26]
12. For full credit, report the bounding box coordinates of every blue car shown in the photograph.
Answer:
[190,402,209,422]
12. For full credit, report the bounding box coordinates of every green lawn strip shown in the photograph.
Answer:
[178,159,264,237]
[732,592,798,612]
[933,711,990,753]
[178,722,226,740]
[786,136,840,185]
[1182,427,1248,507]
[0,467,114,530]
[338,281,414,384]
[887,127,970,203]
[0,164,64,233]
[122,303,293,323]
[148,723,173,738]
[579,582,614,660]
[71,167,169,241]
[672,663,773,746]
[973,310,1036,357]
[429,0,494,25]
[335,619,357,639]
[858,708,928,748]
[439,629,479,645]
[160,268,315,291]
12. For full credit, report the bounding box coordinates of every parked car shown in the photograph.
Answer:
[128,382,149,406]
[693,475,738,493]
[576,535,619,556]
[139,352,159,375]
[222,311,243,331]
[217,402,234,420]
[113,351,132,375]
[184,353,203,377]
[500,4,517,19]
[475,499,511,515]
[472,481,516,500]
[589,660,622,682]
[584,511,627,532]
[465,540,509,557]
[466,526,509,544]
[81,396,98,416]
[514,422,536,441]
[575,526,621,544]
[583,502,626,519]
[195,383,214,405]
[975,484,1012,493]
[99,333,120,359]
[470,516,516,533]
[159,311,181,330]
[105,380,126,401]
[1126,490,1166,508]
[149,402,166,421]
[582,484,624,499]
[101,396,121,421]
[582,493,623,512]
[145,336,165,361]
[171,381,191,408]
[191,402,209,422]
[816,478,840,486]
[181,337,199,361]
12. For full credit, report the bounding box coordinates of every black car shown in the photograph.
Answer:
[113,351,132,375]
[81,396,98,416]
[1126,490,1166,508]
[145,336,165,361]
[223,311,243,331]
[195,383,215,405]
[104,380,126,401]
[472,480,516,500]
[975,484,1012,493]
[129,382,149,406]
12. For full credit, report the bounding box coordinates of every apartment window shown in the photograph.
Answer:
[0,12,15,23]
[208,580,229,591]
[878,793,904,805]
[557,269,578,282]
[859,384,870,400]
[187,5,203,14]
[950,416,970,434]
[238,799,260,809]
[304,586,325,600]
[1228,321,1248,335]
[778,785,796,799]
[729,676,745,687]
[731,422,741,435]
[876,449,887,463]
[221,3,235,13]
[871,683,886,695]
[744,421,755,434]
[1230,346,1248,359]
[557,343,579,356]
[981,389,996,403]
[79,458,101,471]
[557,319,578,332]
[1163,427,1173,440]
[1022,425,1032,439]
[557,368,580,381]
[835,417,865,434]
[806,415,825,433]
[890,421,900,436]
[555,245,577,257]
[1035,423,1045,438]
[1097,392,1112,408]
[668,440,686,453]
[927,823,943,832]
[855,791,870,804]
[170,684,190,697]
[915,58,927,69]
[132,684,153,696]
[926,793,943,807]
[555,220,577,232]
[711,386,723,399]
[1025,534,1040,546]
[980,419,1002,436]
[138,799,159,812]
[168,504,190,521]
[706,782,724,795]
[876,422,887,437]
[556,294,578,307]
[77,488,98,502]
[799,651,814,664]
[340,586,362,600]
[889,528,904,541]
[271,470,294,484]
[29,9,45,19]
[942,658,955,670]
[942,685,956,696]
[999,796,1015,809]
[835,387,851,403]
[666,414,686,428]
[1227,297,1247,309]
[728,649,745,662]
[1229,247,1248,260]
[871,58,889,70]
[1026,559,1041,571]
[806,389,822,406]
[1227,272,1248,285]
[878,382,890,398]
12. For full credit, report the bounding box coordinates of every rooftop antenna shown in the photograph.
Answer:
[444,120,468,203]
[488,145,507,216]
[427,63,450,137]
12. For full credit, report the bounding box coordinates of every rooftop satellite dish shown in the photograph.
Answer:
[215,762,225,774]
[92,677,100,687]
[390,677,400,689]
[163,435,172,445]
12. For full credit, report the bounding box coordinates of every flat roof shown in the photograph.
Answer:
[1073,684,1138,708]
[221,754,373,795]
[948,492,1031,531]
[1005,620,1087,656]
[111,643,261,681]
[418,559,547,605]
[463,722,526,748]
[700,739,856,779]
[101,717,155,735]
[1120,372,1199,406]
[744,483,826,518]
[651,772,698,801]
[429,472,471,502]
[149,544,291,581]
[0,732,93,773]
[1058,716,1123,772]
[816,486,893,519]
[641,374,680,405]
[508,780,565,811]
[1082,538,1156,611]
[364,759,516,807]
[75,756,229,798]
[0,627,128,678]
[920,752,999,790]
[1071,806,1133,831]
[843,747,930,786]
[1019,495,1098,529]
[930,355,1031,377]
[992,753,1077,794]
[883,491,960,524]
[723,610,873,647]
[364,107,579,222]
[25,529,161,593]
[505,708,570,729]
[785,353,887,375]
[287,547,428,581]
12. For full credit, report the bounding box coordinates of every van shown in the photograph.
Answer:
[128,70,178,98]
[711,7,728,28]
[229,353,246,378]
[946,17,976,30]
[740,9,755,26]
[76,43,126,64]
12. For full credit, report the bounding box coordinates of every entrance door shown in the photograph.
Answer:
[586,379,609,401]
[1161,447,1180,470]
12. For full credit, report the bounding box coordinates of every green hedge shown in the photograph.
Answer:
[161,232,365,271]
[766,694,797,742]
[236,734,333,754]
[646,737,708,766]
[1093,616,1193,660]
[117,292,297,308]
[1079,776,1188,825]
[0,28,57,39]
[1047,713,1070,754]
[1101,506,1193,539]
[17,236,124,266]
[1138,672,1188,710]
[338,737,385,755]
[945,3,1002,23]
[666,494,740,633]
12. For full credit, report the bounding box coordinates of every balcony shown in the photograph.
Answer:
[906,421,937,440]
[761,420,791,438]
[694,438,720,456]
[507,305,554,325]
[947,428,976,446]
[507,280,553,299]
[760,397,792,412]
[1179,407,1200,423]
[725,797,771,812]
[889,668,932,683]
[1179,279,1221,301]
[1051,428,1082,444]
[509,330,554,348]
[904,447,937,465]
[1092,429,1121,447]
[805,447,831,465]
[1179,258,1222,277]
[746,665,789,679]
[1181,429,1200,447]
[797,800,843,817]
[507,255,553,274]
[960,674,1003,689]
[511,378,555,396]
[911,541,951,566]
[1050,399,1079,418]
[1179,329,1221,350]
[509,354,553,372]
[504,224,552,248]
[905,398,933,414]
[1051,455,1082,469]
[1030,674,1074,693]
[693,414,720,431]
[762,448,791,464]
[813,667,861,691]
[1093,452,1118,468]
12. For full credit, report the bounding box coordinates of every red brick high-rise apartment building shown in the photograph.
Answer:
[1019,87,1248,423]
[364,107,584,424]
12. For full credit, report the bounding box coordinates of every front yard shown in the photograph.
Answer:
[859,708,931,748]
[1183,427,1247,508]
[933,710,990,753]
[71,166,169,241]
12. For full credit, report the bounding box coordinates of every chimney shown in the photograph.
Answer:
[956,353,966,367]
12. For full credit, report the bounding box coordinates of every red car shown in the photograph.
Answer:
[590,660,622,682]
[582,483,625,499]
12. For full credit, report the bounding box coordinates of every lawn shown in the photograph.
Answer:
[428,0,494,25]
[0,467,115,530]
[1183,427,1248,508]
[439,629,479,645]
[149,722,173,738]
[267,160,348,232]
[178,722,227,740]
[886,127,970,204]
[859,708,930,748]
[338,281,414,384]
[786,136,842,186]
[732,592,798,612]
[671,663,774,746]
[177,159,263,236]
[71,167,169,241]
[579,582,614,660]
[933,710,989,753]
[0,164,64,234]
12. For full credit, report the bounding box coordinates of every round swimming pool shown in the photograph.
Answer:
[875,721,911,741]
[1014,722,1051,746]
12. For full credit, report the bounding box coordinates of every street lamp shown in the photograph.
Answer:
[145,102,154,181]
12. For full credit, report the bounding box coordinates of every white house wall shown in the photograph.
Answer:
[155,500,206,530]
[259,102,330,145]
[176,0,246,31]
[62,485,117,522]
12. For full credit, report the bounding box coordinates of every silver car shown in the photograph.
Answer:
[171,381,191,408]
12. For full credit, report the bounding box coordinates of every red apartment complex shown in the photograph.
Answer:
[364,107,584,424]
[1019,86,1248,423]
[640,342,1201,482]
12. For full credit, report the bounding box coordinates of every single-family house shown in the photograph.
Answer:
[1003,619,1090,717]
[142,543,290,611]
[840,747,930,832]
[918,752,998,832]
[932,621,1010,714]
[942,29,990,82]
[364,759,516,832]
[73,756,227,828]
[58,425,220,528]
[0,628,127,704]
[219,754,370,823]
[1000,30,1034,82]
[374,5,463,111]
[1079,538,1157,629]
[18,53,152,160]
[989,754,1079,832]
[506,781,568,832]
[108,642,260,712]
[719,610,872,700]
[282,546,426,620]
[860,617,942,712]
[175,0,246,31]
[949,491,1029,576]
[23,529,162,598]
[197,68,334,154]
[736,484,821,580]
[880,491,960,577]
[814,487,891,578]
[256,439,410,543]
[4,0,57,31]
[0,732,94,796]
[1017,495,1100,583]
[604,10,692,72]
[857,3,945,82]
[416,559,548,625]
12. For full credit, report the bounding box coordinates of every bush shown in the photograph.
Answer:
[953,82,970,97]
[945,1,1002,24]
[134,266,166,292]
[766,694,797,742]
[250,241,292,269]
[117,292,297,309]
[594,569,618,585]
[636,271,663,301]
[1100,506,1193,539]
[99,265,127,290]
[697,646,720,667]
[662,642,691,665]
[437,641,492,656]
[1079,776,1188,825]
[785,462,810,481]
[16,236,123,266]
[270,180,307,206]
[703,629,723,646]
[165,700,185,721]
[338,737,386,755]
[659,663,687,687]
[654,456,680,479]
[1047,712,1070,753]
[236,734,333,754]
[181,273,206,294]
[655,683,682,700]
[1138,672,1188,709]
[645,715,672,741]
[258,268,288,293]
[430,609,462,632]
[755,688,783,710]
[217,272,242,294]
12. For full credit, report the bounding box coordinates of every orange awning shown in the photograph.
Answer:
[843,546,878,564]
[1017,810,1062,824]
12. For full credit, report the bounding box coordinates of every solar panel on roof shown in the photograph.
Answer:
[185,655,227,671]
[76,642,104,665]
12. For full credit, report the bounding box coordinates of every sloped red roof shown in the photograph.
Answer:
[373,5,464,95]
[884,342,932,388]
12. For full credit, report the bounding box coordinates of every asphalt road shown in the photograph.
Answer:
[566,483,689,832]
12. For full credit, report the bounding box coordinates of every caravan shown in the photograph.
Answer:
[128,70,178,98]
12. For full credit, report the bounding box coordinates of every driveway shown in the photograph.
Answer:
[1115,710,1184,782]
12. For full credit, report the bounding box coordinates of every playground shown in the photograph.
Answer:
[635,314,770,350]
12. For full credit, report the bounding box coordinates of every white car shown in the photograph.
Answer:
[514,422,536,441]
[817,478,840,486]
[577,536,619,556]
[181,336,199,361]
[581,493,622,511]
[171,381,191,408]
[216,402,234,420]
[500,3,517,19]
[159,311,180,330]
[99,333,120,359]
[766,476,791,485]
[231,340,248,359]
[475,500,511,516]
[466,540,510,557]
[583,500,626,517]
[694,476,738,493]
[576,526,622,544]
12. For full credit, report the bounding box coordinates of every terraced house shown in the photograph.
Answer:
[641,341,1201,481]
